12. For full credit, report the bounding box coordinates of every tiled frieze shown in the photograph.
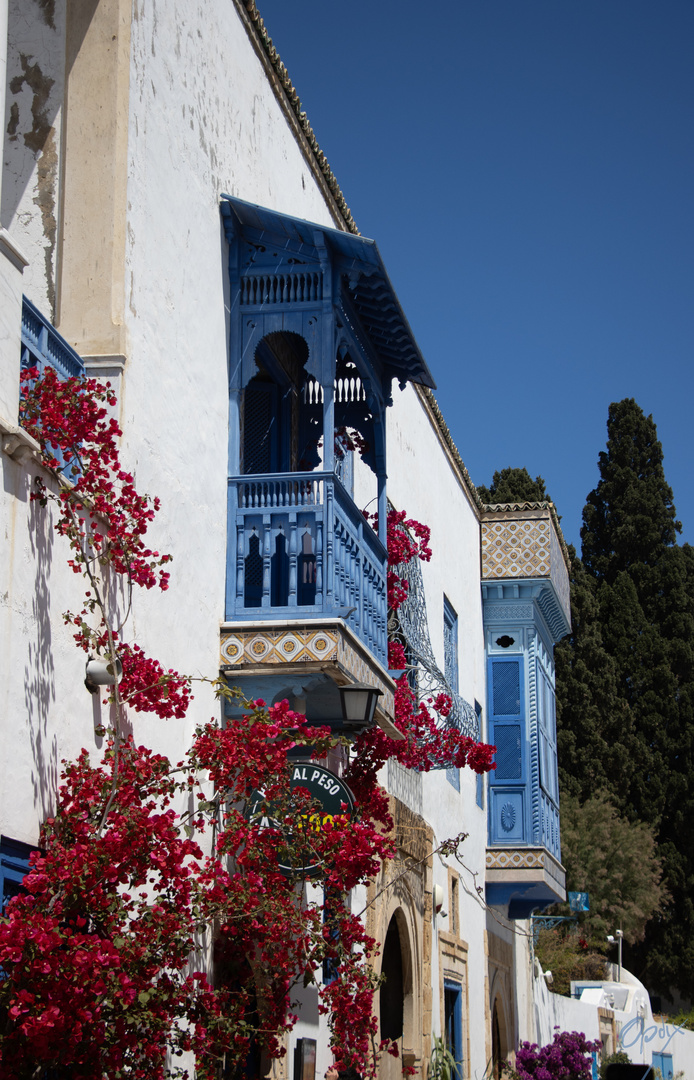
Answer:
[481,517,552,580]
[221,627,339,666]
[486,849,545,870]
[220,622,394,717]
[486,847,565,890]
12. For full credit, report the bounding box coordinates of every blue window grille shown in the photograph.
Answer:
[1,836,35,914]
[444,597,460,791]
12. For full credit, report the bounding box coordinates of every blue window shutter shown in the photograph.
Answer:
[444,597,460,789]
[489,658,523,781]
[488,657,527,845]
[537,664,559,805]
[1,836,35,914]
[21,296,86,383]
[243,381,279,474]
[443,597,459,693]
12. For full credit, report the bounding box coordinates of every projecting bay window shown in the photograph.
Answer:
[221,196,436,669]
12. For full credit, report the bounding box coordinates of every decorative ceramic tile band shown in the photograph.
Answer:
[221,627,339,666]
[481,518,552,580]
[486,849,546,870]
[220,624,395,718]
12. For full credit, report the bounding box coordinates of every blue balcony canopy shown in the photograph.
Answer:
[220,195,435,394]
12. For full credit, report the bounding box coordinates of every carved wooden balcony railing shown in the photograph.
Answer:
[226,472,388,668]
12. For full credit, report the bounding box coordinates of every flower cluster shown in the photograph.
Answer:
[20,366,186,713]
[117,642,193,719]
[511,1030,602,1080]
[3,370,498,1079]
[0,702,397,1078]
[364,508,432,612]
[347,508,496,809]
[20,366,172,592]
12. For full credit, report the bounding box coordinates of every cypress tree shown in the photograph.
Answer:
[572,399,694,1000]
[554,554,638,812]
[581,399,680,583]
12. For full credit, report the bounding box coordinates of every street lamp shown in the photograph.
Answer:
[607,929,624,983]
[339,682,383,735]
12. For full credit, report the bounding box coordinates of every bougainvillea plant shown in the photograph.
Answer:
[0,368,495,1079]
[508,1030,602,1080]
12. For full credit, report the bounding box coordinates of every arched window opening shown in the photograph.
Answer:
[242,332,319,475]
[380,915,405,1042]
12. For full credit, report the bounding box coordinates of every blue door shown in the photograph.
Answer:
[444,979,464,1080]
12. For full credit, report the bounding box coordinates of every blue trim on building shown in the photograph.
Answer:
[1,836,35,913]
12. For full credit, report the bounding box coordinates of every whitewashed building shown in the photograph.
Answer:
[0,2,571,1077]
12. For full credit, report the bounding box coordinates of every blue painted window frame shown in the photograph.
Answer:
[443,978,464,1080]
[20,296,87,480]
[487,655,528,846]
[1,835,35,914]
[444,597,460,790]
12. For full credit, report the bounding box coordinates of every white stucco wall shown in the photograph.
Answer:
[3,0,65,317]
[534,965,694,1076]
[1,3,538,1078]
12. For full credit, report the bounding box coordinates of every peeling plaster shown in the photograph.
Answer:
[9,54,55,155]
[7,52,58,316]
[34,128,58,318]
[36,0,56,31]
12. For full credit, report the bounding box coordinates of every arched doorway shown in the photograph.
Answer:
[491,997,509,1080]
[380,914,405,1041]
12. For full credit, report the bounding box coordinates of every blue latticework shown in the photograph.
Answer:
[392,535,480,751]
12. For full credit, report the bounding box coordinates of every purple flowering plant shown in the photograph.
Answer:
[510,1029,602,1080]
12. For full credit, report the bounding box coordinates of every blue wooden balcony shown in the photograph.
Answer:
[226,471,388,669]
[21,295,85,381]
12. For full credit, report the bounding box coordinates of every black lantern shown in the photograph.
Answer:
[339,682,383,734]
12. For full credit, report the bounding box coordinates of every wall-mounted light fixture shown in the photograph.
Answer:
[432,883,448,919]
[339,682,383,735]
[85,656,123,695]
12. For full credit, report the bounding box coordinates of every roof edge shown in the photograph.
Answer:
[415,385,484,513]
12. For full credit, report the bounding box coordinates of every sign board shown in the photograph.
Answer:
[246,764,355,877]
[568,891,590,912]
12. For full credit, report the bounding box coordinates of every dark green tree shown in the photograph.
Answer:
[476,466,550,505]
[568,399,694,1000]
[555,553,638,810]
[581,399,681,584]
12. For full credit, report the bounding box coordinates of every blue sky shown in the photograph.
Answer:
[258,0,694,550]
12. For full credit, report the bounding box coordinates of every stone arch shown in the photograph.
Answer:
[378,904,419,1080]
